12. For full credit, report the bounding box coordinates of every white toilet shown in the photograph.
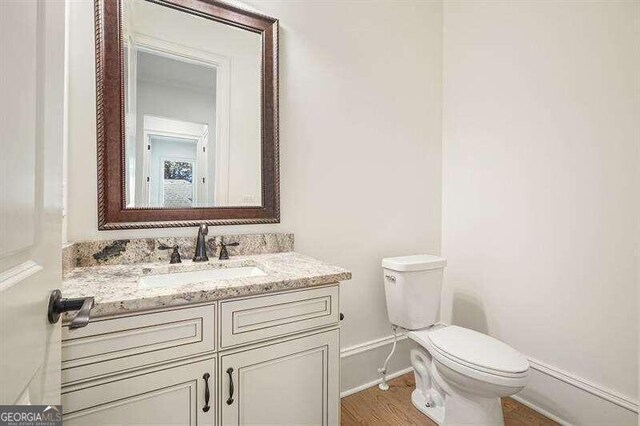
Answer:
[382,255,529,425]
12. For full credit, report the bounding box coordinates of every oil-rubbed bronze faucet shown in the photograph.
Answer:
[193,224,209,262]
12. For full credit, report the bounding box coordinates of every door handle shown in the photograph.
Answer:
[202,373,211,412]
[226,367,234,405]
[47,289,94,329]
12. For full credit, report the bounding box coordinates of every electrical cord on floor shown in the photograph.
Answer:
[377,325,398,391]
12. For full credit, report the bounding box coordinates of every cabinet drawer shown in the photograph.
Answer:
[219,285,338,349]
[63,355,215,425]
[62,304,215,385]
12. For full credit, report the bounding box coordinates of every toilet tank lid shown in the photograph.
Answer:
[382,255,447,272]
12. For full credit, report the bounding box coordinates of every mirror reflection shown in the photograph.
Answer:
[123,0,262,208]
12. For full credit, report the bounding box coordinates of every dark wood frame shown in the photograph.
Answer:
[95,0,279,230]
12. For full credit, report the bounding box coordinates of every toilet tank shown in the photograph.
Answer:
[382,255,447,330]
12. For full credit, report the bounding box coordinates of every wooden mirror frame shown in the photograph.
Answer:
[95,0,279,230]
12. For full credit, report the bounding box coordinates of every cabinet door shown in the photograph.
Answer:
[62,356,215,425]
[220,329,339,426]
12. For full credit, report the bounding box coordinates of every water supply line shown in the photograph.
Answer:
[377,325,398,391]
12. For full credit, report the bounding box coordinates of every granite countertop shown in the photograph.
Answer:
[62,252,352,318]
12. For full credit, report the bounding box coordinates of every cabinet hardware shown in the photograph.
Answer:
[226,367,234,405]
[202,373,211,412]
[340,312,344,321]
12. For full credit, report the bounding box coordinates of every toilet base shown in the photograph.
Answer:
[412,387,505,426]
[411,389,444,424]
[410,346,508,425]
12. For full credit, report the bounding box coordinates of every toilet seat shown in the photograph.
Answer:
[408,326,529,387]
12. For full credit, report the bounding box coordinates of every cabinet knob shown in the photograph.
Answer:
[340,312,344,321]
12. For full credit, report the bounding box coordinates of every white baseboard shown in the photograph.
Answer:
[340,332,408,359]
[518,357,638,425]
[341,367,414,398]
[511,394,571,426]
[527,357,638,413]
[339,331,639,425]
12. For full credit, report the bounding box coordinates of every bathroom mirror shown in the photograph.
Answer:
[95,0,279,229]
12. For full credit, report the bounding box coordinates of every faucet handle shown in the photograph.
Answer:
[159,243,182,264]
[170,246,182,264]
[218,239,240,260]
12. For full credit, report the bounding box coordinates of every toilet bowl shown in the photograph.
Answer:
[408,325,529,424]
[382,255,529,425]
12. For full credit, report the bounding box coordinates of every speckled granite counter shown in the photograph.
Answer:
[62,252,351,318]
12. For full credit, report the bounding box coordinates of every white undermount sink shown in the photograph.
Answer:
[139,266,267,289]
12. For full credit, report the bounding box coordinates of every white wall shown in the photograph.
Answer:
[442,1,639,423]
[66,0,443,391]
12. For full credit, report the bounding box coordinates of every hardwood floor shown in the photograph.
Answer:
[341,373,558,426]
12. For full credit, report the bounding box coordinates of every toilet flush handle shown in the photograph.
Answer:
[385,275,396,283]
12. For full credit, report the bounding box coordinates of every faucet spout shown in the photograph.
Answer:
[193,224,209,262]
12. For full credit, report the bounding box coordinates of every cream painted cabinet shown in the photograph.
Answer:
[61,285,341,425]
[62,356,216,425]
[220,329,340,426]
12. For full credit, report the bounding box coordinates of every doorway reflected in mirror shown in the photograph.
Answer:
[123,0,262,209]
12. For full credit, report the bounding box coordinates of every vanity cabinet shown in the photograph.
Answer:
[61,285,340,425]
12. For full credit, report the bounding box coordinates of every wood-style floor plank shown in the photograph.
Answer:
[341,373,559,426]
